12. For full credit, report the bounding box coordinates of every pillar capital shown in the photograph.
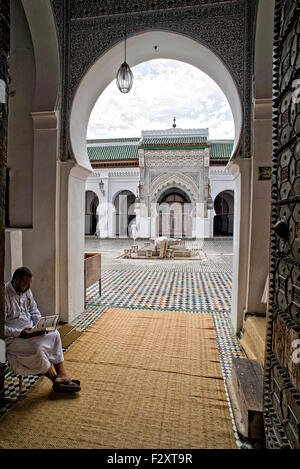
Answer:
[31,110,58,130]
[253,98,273,120]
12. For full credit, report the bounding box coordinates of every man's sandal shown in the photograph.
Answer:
[53,379,81,393]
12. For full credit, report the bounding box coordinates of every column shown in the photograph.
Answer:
[0,0,10,401]
[57,161,92,322]
[22,111,59,315]
[227,158,251,333]
[245,99,272,315]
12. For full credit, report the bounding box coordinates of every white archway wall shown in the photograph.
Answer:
[8,0,62,318]
[214,190,234,210]
[112,189,136,207]
[70,31,242,170]
[209,169,235,205]
[22,0,60,111]
[8,0,36,227]
[242,0,274,318]
[85,190,99,207]
[254,0,275,100]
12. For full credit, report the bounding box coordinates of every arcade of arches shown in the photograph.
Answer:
[1,0,300,449]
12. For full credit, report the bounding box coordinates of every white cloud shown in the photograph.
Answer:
[87,59,234,140]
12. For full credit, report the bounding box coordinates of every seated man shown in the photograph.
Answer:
[154,236,169,258]
[5,267,80,393]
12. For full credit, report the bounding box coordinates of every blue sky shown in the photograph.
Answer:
[87,59,234,140]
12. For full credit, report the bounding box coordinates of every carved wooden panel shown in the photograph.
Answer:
[265,0,300,449]
[0,0,10,402]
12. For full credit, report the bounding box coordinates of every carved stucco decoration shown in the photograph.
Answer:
[144,149,205,168]
[149,172,200,205]
[69,12,245,97]
[50,0,256,159]
[70,1,243,19]
[107,170,140,177]
[150,170,200,186]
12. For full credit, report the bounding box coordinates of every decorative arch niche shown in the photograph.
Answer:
[150,171,199,207]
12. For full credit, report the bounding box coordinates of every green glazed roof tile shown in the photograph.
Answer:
[87,138,233,161]
[87,144,139,161]
[210,142,233,159]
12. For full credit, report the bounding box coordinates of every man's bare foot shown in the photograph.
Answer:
[54,375,71,384]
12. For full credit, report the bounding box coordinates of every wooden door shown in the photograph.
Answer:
[264,0,300,449]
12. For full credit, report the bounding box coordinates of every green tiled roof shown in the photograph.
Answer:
[141,136,207,147]
[210,142,233,159]
[87,138,233,161]
[87,137,140,144]
[87,143,139,161]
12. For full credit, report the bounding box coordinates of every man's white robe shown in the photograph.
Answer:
[5,282,64,376]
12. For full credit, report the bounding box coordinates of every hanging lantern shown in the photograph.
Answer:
[99,179,105,195]
[116,61,134,93]
[116,1,133,93]
[207,196,214,210]
[207,181,213,210]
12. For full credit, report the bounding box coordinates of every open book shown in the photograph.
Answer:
[33,315,59,332]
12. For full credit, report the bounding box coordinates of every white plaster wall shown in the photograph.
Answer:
[8,0,35,227]
[85,181,101,201]
[22,112,59,316]
[4,229,23,282]
[243,0,274,317]
[67,167,87,320]
[7,2,68,320]
[21,0,60,111]
[227,159,251,333]
[110,182,138,204]
[209,167,235,200]
[226,0,274,333]
[245,102,272,315]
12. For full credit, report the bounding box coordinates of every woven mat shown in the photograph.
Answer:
[0,308,236,449]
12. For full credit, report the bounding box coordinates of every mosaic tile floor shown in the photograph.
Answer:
[88,271,232,312]
[1,238,256,449]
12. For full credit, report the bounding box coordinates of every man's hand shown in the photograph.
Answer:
[19,328,45,339]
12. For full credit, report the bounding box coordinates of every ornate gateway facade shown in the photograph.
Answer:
[85,127,234,238]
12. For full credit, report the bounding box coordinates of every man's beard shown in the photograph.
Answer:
[15,284,29,293]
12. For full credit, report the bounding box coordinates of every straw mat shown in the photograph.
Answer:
[0,308,235,449]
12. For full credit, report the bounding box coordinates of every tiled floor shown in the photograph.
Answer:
[1,237,254,449]
[93,270,232,311]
